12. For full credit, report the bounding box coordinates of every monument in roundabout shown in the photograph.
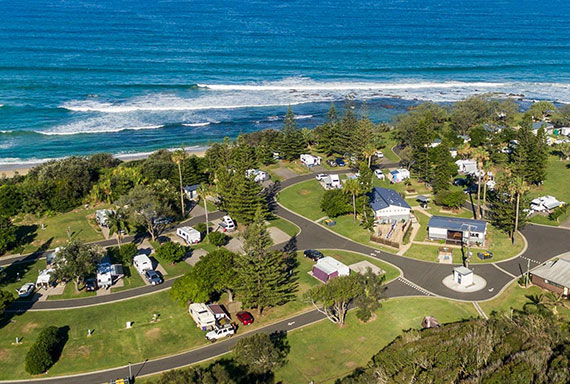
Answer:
[442,265,487,292]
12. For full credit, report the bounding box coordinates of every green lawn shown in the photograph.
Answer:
[413,210,430,242]
[0,291,208,380]
[275,297,477,384]
[10,207,107,255]
[110,266,147,292]
[197,199,218,213]
[404,227,524,264]
[379,135,400,162]
[267,216,300,237]
[278,179,326,221]
[264,160,311,177]
[479,282,570,320]
[529,156,570,226]
[372,176,431,196]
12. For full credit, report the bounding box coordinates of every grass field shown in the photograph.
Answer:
[267,216,300,237]
[479,282,570,320]
[372,175,431,196]
[10,207,106,255]
[278,179,326,221]
[274,297,477,384]
[529,156,570,226]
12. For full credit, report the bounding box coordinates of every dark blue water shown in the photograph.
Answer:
[1,0,570,163]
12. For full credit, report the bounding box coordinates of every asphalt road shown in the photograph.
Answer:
[2,161,570,383]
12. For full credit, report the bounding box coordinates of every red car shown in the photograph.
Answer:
[236,311,254,325]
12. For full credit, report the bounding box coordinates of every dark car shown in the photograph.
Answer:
[145,270,163,285]
[477,251,494,260]
[335,158,346,167]
[236,311,254,325]
[453,178,467,187]
[85,278,98,292]
[304,249,324,261]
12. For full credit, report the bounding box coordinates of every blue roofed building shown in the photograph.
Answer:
[369,187,411,223]
[183,184,200,200]
[427,216,487,246]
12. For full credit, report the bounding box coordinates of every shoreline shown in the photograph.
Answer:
[0,146,210,178]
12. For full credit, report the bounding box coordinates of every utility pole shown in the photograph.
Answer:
[525,258,530,287]
[128,362,132,382]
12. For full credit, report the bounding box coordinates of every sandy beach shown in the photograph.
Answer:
[0,147,208,179]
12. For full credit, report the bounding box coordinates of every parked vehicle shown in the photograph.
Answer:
[374,169,385,180]
[326,159,337,167]
[176,226,202,244]
[220,215,236,232]
[145,270,163,285]
[85,278,98,292]
[477,251,494,260]
[17,283,35,298]
[133,254,153,274]
[375,151,384,158]
[324,218,336,226]
[236,311,254,325]
[335,158,346,167]
[304,249,324,261]
[315,173,327,181]
[205,324,235,342]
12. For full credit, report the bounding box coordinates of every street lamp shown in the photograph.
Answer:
[128,362,132,382]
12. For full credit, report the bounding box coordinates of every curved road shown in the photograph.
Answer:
[2,165,570,383]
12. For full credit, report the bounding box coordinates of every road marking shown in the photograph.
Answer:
[370,253,376,256]
[492,263,517,279]
[397,277,432,296]
[473,302,488,320]
[287,322,295,326]
[520,256,541,265]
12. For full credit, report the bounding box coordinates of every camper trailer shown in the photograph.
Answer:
[133,254,153,274]
[176,226,202,244]
[188,303,216,330]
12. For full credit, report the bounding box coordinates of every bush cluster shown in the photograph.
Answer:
[24,326,64,375]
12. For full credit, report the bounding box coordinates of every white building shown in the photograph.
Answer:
[183,185,200,200]
[300,154,321,167]
[369,187,411,223]
[96,209,114,227]
[455,159,478,174]
[188,303,217,330]
[177,226,201,244]
[559,127,570,136]
[428,216,487,246]
[453,266,474,287]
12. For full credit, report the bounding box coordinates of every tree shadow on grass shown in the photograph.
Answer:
[14,224,38,250]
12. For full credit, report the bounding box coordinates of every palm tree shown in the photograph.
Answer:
[197,183,211,235]
[362,143,377,168]
[171,146,187,218]
[107,208,129,247]
[544,292,569,316]
[512,175,529,245]
[481,165,493,218]
[343,178,361,222]
[472,147,489,219]
[523,294,548,315]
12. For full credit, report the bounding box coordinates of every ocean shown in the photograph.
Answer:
[1,0,570,164]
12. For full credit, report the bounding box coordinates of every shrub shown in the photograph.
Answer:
[208,231,228,247]
[24,326,63,375]
[194,223,207,237]
[108,243,138,265]
[155,241,186,263]
[434,187,465,209]
[320,189,351,218]
[548,204,568,221]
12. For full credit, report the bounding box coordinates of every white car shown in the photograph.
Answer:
[17,283,35,298]
[220,215,236,232]
[374,169,385,180]
[375,151,384,158]
[205,324,235,342]
[315,173,327,181]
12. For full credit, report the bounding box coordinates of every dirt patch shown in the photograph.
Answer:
[65,345,91,359]
[299,189,312,196]
[357,336,367,343]
[344,361,358,369]
[0,349,9,360]
[340,348,353,354]
[21,322,40,334]
[145,327,161,340]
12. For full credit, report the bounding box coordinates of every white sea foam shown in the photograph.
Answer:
[294,114,313,120]
[38,124,164,136]
[60,78,570,116]
[182,122,211,127]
